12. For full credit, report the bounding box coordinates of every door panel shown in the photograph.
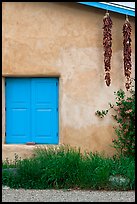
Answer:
[5,78,58,144]
[6,78,31,143]
[31,78,58,144]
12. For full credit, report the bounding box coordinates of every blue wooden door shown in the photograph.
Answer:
[31,78,58,144]
[6,78,58,144]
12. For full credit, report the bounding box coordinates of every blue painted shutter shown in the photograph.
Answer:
[6,78,31,144]
[6,78,58,144]
[31,78,58,144]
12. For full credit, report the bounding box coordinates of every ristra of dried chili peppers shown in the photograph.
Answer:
[123,15,132,91]
[103,11,112,86]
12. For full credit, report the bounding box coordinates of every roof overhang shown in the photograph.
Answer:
[78,2,135,17]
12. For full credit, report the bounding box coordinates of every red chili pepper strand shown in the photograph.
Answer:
[103,12,112,86]
[123,17,132,91]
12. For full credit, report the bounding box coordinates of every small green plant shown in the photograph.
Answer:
[95,110,109,118]
[2,153,22,169]
[95,82,135,157]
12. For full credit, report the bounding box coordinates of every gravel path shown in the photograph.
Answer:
[2,188,135,202]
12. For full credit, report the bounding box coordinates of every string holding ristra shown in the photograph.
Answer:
[104,10,109,17]
[126,14,129,22]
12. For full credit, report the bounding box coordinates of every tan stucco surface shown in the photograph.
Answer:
[2,2,135,160]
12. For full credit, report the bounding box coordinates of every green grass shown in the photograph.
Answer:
[2,145,135,190]
[2,153,20,169]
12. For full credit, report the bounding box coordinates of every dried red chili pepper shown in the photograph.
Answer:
[123,16,132,91]
[103,11,112,86]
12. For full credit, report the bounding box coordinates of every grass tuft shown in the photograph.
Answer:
[2,145,135,190]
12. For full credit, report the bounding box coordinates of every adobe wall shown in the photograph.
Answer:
[2,2,135,160]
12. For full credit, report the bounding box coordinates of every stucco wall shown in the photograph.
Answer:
[2,2,135,159]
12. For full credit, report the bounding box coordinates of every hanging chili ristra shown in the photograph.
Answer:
[123,15,132,91]
[103,11,112,86]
